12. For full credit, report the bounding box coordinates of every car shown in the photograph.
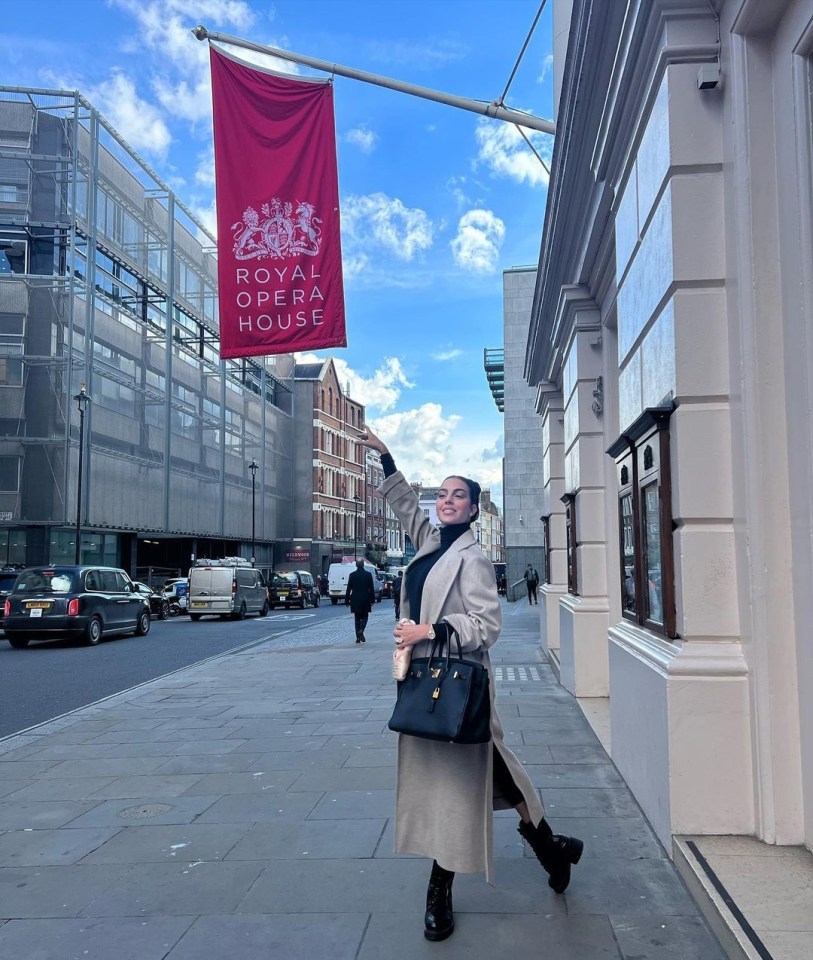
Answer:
[161,578,189,613]
[380,573,394,599]
[269,570,320,609]
[3,565,151,648]
[327,561,384,605]
[0,564,24,614]
[132,581,170,619]
[187,560,268,620]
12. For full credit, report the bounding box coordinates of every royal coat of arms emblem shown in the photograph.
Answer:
[232,198,323,261]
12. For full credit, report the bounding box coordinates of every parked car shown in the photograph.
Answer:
[161,578,189,613]
[3,565,151,648]
[380,573,394,599]
[269,570,320,609]
[132,581,170,619]
[187,560,268,620]
[0,564,23,616]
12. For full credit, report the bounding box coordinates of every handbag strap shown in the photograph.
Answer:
[426,624,463,671]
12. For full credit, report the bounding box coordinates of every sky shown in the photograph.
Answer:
[1,0,554,507]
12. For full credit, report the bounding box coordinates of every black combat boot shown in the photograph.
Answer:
[518,818,583,894]
[424,860,455,941]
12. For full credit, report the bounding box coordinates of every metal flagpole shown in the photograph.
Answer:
[192,26,555,136]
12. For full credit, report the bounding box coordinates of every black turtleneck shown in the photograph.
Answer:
[405,521,470,644]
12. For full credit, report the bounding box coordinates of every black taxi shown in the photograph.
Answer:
[3,565,151,648]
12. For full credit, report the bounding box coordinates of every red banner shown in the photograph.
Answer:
[210,47,346,359]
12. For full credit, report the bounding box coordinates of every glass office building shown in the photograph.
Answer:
[0,87,294,577]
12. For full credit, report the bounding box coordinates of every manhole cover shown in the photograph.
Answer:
[119,803,172,819]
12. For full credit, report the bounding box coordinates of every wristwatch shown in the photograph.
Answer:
[427,626,435,641]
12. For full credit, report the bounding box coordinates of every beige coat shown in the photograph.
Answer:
[380,471,544,882]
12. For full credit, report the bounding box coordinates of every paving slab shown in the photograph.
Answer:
[0,917,193,960]
[0,864,129,917]
[81,861,264,917]
[0,826,120,866]
[164,913,368,960]
[65,795,220,828]
[224,818,386,860]
[610,915,727,959]
[79,823,251,864]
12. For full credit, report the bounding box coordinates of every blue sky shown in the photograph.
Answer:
[2,0,554,505]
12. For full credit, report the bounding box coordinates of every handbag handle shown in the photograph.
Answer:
[426,624,463,672]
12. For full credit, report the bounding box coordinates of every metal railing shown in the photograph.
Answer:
[507,578,526,603]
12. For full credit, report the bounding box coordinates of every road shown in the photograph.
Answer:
[0,597,396,739]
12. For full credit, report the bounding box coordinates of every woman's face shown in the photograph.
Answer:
[436,477,476,526]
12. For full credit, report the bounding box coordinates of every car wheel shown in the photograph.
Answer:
[134,610,151,636]
[233,602,247,621]
[6,634,30,649]
[260,601,269,617]
[331,598,338,605]
[85,616,103,646]
[159,600,170,620]
[189,613,202,621]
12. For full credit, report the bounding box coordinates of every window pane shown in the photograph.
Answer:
[642,483,663,623]
[620,493,636,614]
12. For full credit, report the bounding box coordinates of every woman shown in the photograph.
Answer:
[363,429,583,942]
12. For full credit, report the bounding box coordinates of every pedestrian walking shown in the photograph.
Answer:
[345,558,375,643]
[362,427,582,942]
[524,562,540,604]
[392,569,403,620]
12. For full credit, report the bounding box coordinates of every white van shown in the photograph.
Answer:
[188,558,268,620]
[327,561,383,605]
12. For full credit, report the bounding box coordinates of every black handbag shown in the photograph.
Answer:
[388,629,491,744]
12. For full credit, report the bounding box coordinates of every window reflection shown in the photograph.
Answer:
[620,493,636,613]
[643,483,663,623]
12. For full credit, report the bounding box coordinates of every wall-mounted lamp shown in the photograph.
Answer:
[518,515,524,524]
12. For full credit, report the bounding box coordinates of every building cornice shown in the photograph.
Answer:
[525,0,626,387]
[592,0,718,190]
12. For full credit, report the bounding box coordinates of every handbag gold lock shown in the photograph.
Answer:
[432,687,441,700]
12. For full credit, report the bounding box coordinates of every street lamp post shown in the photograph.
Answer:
[353,493,361,560]
[248,458,258,566]
[73,383,91,565]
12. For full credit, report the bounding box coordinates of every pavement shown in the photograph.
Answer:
[0,601,726,959]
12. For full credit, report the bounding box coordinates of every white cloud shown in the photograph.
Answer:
[539,53,554,83]
[450,209,505,274]
[112,0,296,126]
[431,348,464,361]
[86,71,172,157]
[368,404,503,499]
[346,126,378,154]
[475,117,552,188]
[342,193,434,264]
[296,354,414,414]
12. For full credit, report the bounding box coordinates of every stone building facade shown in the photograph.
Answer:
[526,0,813,855]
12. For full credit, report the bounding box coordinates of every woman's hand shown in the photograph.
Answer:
[359,425,389,456]
[394,621,433,648]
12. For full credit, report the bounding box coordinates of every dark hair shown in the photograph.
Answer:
[355,558,364,568]
[441,475,481,523]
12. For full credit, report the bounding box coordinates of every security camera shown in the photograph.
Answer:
[697,63,721,90]
[518,515,524,523]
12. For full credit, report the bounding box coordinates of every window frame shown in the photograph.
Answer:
[560,493,578,596]
[541,514,551,585]
[608,405,677,638]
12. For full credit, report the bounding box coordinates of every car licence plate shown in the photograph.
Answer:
[190,601,208,608]
[29,608,43,618]
[278,592,288,598]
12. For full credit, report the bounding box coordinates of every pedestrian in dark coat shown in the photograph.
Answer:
[345,559,375,643]
[362,427,583,943]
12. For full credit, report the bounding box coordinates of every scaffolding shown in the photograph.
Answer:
[0,86,295,564]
